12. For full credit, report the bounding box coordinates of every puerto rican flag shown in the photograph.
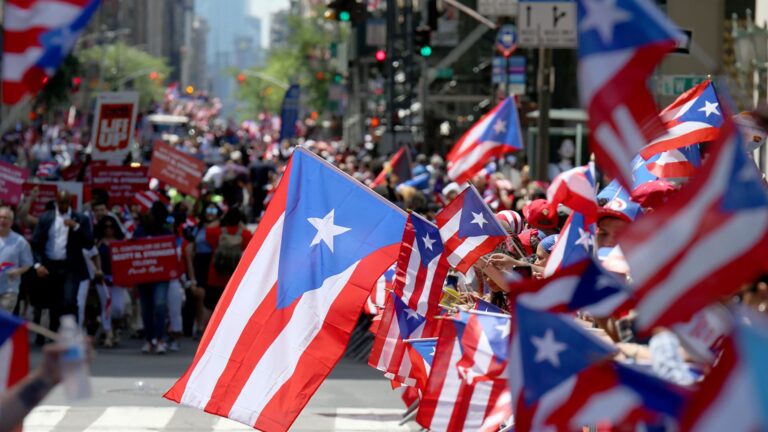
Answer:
[508,302,616,432]
[645,145,701,180]
[416,318,510,432]
[436,185,507,274]
[365,264,395,315]
[542,210,595,278]
[35,161,58,179]
[620,112,768,335]
[0,311,29,397]
[640,79,723,159]
[543,360,691,430]
[681,335,764,431]
[369,213,449,386]
[446,96,523,184]
[546,163,598,223]
[403,337,437,390]
[165,148,406,431]
[454,310,511,386]
[513,259,633,319]
[2,0,101,105]
[576,0,683,189]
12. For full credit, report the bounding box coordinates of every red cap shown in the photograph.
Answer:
[630,180,676,209]
[523,199,558,230]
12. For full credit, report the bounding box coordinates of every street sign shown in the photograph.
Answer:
[517,1,577,48]
[656,75,708,97]
[479,0,519,17]
[492,56,526,95]
[496,24,518,57]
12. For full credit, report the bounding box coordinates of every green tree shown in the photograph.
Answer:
[236,14,346,118]
[78,42,171,108]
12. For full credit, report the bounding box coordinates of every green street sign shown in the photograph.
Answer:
[435,68,453,79]
[657,75,708,97]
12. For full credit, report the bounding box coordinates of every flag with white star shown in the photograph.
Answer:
[446,96,524,183]
[436,184,507,273]
[454,310,511,385]
[2,0,101,105]
[543,209,596,277]
[166,148,406,431]
[640,80,723,159]
[369,212,450,387]
[576,0,684,189]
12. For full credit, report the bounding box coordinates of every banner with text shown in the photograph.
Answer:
[0,161,29,205]
[22,183,58,217]
[91,92,139,163]
[148,142,204,197]
[91,166,149,205]
[110,236,179,286]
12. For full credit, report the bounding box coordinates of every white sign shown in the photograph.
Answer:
[90,92,139,164]
[517,1,577,48]
[478,0,519,17]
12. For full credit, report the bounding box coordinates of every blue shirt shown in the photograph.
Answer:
[0,231,33,295]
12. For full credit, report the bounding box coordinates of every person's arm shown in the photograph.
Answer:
[0,344,65,431]
[185,241,197,285]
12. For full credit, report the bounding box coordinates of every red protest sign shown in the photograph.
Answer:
[22,183,57,217]
[0,161,29,205]
[148,142,205,197]
[109,236,179,286]
[91,92,139,163]
[91,166,149,205]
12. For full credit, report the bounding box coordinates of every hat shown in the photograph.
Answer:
[523,199,558,230]
[496,210,523,234]
[442,182,462,197]
[597,182,642,223]
[630,180,676,209]
[539,234,559,254]
[518,228,539,256]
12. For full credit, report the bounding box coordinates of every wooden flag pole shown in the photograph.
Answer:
[26,321,61,342]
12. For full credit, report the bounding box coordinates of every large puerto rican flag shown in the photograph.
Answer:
[0,311,28,396]
[2,0,101,105]
[640,79,723,159]
[576,0,683,189]
[165,148,406,431]
[446,96,523,184]
[620,111,768,335]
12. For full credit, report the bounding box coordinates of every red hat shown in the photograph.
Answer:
[523,199,558,230]
[518,228,539,256]
[630,180,676,209]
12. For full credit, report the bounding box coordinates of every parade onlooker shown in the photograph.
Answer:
[133,202,172,354]
[31,190,94,333]
[187,202,221,335]
[0,206,33,313]
[94,215,127,348]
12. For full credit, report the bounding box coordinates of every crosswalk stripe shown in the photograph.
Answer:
[333,408,413,431]
[23,405,70,432]
[212,416,254,430]
[83,407,176,431]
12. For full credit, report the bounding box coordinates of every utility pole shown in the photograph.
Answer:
[534,47,552,182]
[385,0,397,146]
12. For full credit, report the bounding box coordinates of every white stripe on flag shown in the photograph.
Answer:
[577,50,633,106]
[447,235,488,269]
[2,48,44,81]
[417,256,442,316]
[690,365,759,432]
[448,141,501,180]
[438,210,461,242]
[636,208,768,330]
[227,260,361,426]
[400,244,423,306]
[430,340,463,432]
[377,313,402,371]
[517,276,579,310]
[569,386,640,429]
[648,121,714,145]
[179,215,284,408]
[3,2,85,32]
[465,380,495,429]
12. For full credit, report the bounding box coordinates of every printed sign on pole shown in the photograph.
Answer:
[496,24,518,57]
[518,1,577,48]
[91,92,139,163]
[0,161,29,205]
[110,235,179,286]
[91,166,150,205]
[148,142,205,198]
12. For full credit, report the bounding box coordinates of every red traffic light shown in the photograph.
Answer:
[71,76,81,92]
[375,49,386,62]
[149,71,159,80]
[237,73,246,84]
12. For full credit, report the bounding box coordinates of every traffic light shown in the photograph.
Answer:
[375,49,386,62]
[333,73,344,84]
[149,71,159,81]
[324,0,365,24]
[71,76,81,92]
[185,85,194,94]
[237,73,246,84]
[414,26,432,57]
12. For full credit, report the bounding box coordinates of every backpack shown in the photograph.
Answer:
[212,227,243,274]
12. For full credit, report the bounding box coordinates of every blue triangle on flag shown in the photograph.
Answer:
[516,303,616,404]
[392,292,426,338]
[720,131,768,211]
[458,187,506,238]
[408,339,438,366]
[410,213,444,266]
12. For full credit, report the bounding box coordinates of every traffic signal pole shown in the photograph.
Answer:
[534,47,553,182]
[386,0,396,140]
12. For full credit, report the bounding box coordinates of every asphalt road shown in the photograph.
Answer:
[26,338,420,431]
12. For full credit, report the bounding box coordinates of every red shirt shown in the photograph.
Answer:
[205,225,252,288]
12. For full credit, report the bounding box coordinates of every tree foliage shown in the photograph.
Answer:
[235,15,345,118]
[78,42,171,109]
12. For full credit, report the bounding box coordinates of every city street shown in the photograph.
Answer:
[26,340,418,431]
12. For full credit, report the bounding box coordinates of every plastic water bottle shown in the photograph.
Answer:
[58,315,92,400]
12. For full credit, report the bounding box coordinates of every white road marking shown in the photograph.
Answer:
[23,405,70,432]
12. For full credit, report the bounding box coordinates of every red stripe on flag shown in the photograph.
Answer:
[164,158,293,403]
[6,0,91,8]
[8,325,29,387]
[2,28,46,53]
